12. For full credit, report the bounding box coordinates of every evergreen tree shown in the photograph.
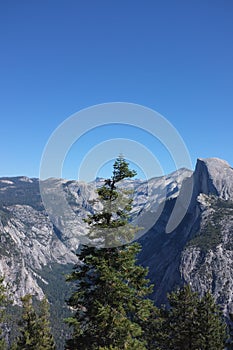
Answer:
[0,277,8,350]
[84,155,138,247]
[65,156,158,349]
[36,298,56,350]
[142,305,169,350]
[14,294,38,349]
[197,291,227,349]
[165,284,201,350]
[14,295,55,350]
[226,313,233,350]
[158,285,227,350]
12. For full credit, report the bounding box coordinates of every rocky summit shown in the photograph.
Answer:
[0,158,233,321]
[138,157,233,319]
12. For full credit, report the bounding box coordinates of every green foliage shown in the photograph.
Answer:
[165,285,201,350]
[213,198,233,210]
[112,155,137,182]
[35,263,73,350]
[188,221,222,253]
[0,276,8,350]
[157,285,227,350]
[14,294,55,350]
[4,304,22,349]
[66,243,157,349]
[188,197,233,253]
[65,156,157,349]
[198,291,227,349]
[84,155,138,247]
[226,313,233,349]
[14,294,38,349]
[137,304,168,350]
[7,267,71,350]
[36,298,56,350]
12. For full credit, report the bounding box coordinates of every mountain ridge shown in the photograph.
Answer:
[0,157,233,322]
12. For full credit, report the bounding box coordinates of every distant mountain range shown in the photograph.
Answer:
[1,157,233,336]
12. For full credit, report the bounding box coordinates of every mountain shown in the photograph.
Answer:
[0,168,191,347]
[1,158,233,342]
[138,158,233,319]
[0,168,191,302]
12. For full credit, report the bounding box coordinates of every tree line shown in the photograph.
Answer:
[0,156,232,349]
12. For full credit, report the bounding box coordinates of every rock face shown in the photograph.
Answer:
[0,177,78,302]
[180,193,233,317]
[0,158,233,321]
[138,157,233,320]
[0,170,191,304]
[193,158,233,200]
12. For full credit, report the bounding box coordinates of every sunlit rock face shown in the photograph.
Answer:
[0,169,191,303]
[193,158,233,200]
[138,158,233,320]
[1,158,233,322]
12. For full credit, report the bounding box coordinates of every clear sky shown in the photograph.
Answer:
[0,0,233,180]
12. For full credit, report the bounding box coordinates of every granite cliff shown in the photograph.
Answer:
[0,158,233,322]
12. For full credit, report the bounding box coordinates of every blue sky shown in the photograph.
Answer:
[0,0,233,180]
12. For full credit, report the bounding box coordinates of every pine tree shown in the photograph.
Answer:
[226,313,233,350]
[84,155,138,248]
[14,294,38,349]
[36,298,56,350]
[158,285,227,350]
[0,277,8,350]
[14,294,55,350]
[141,305,169,350]
[165,284,201,350]
[197,291,227,349]
[65,156,158,349]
